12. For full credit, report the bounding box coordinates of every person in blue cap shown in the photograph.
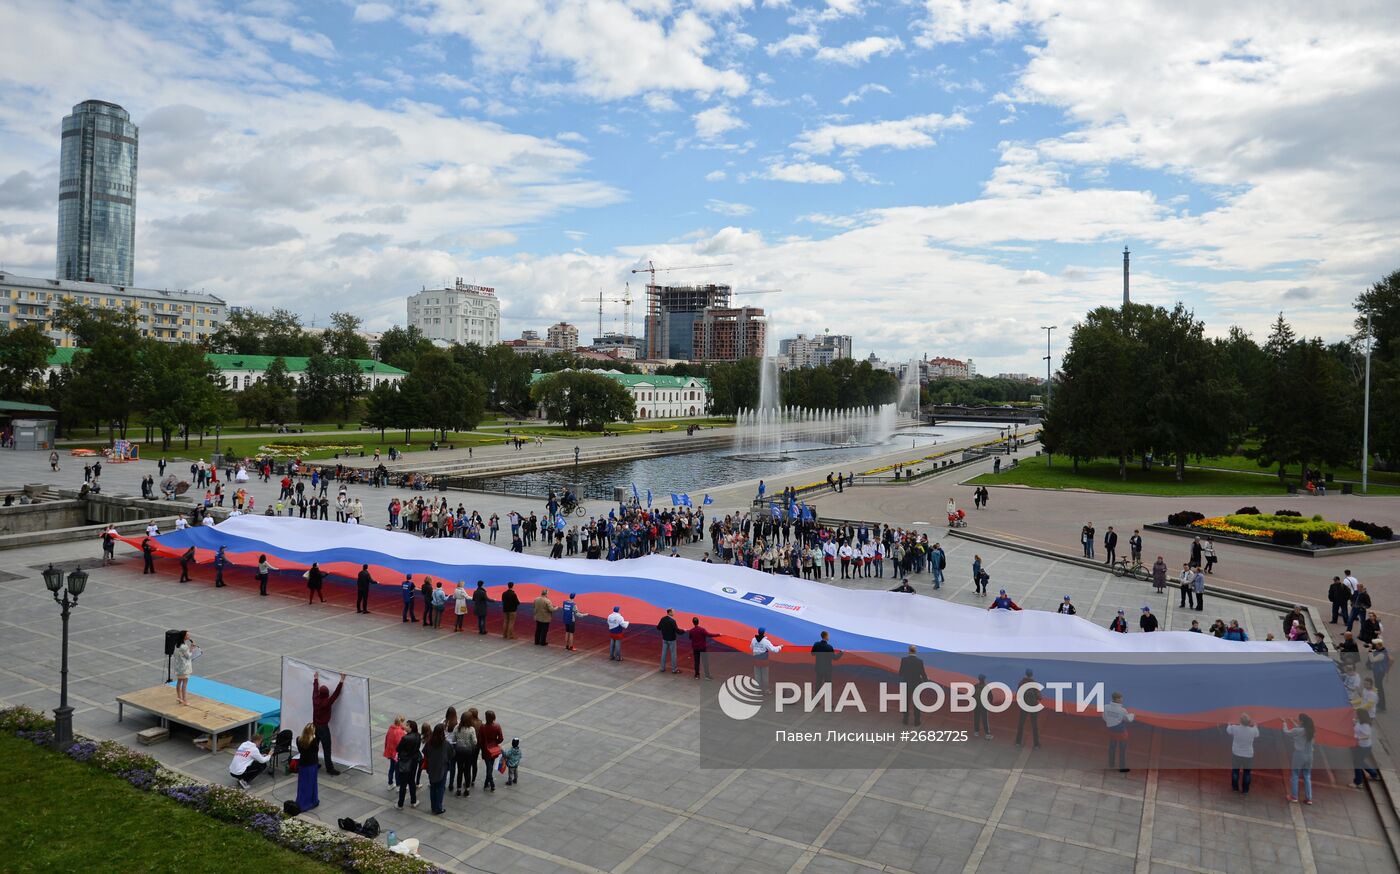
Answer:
[1057,596,1077,615]
[988,589,1022,611]
[1109,609,1128,633]
[1139,606,1159,632]
[606,606,629,660]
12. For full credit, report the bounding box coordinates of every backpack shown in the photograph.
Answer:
[338,816,360,832]
[283,800,301,816]
[359,817,380,839]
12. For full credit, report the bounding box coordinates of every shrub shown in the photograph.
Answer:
[1349,519,1395,541]
[91,739,160,777]
[1309,530,1336,547]
[1168,510,1205,527]
[1271,529,1305,545]
[0,706,54,733]
[1235,506,1260,515]
[204,784,281,825]
[1275,509,1302,517]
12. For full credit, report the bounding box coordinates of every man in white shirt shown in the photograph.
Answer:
[1226,713,1259,794]
[1103,692,1135,773]
[229,739,271,788]
[201,514,216,527]
[146,521,159,537]
[606,607,629,661]
[175,516,188,531]
[838,543,853,579]
[822,541,837,578]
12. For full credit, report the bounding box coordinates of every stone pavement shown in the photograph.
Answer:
[2,526,1396,873]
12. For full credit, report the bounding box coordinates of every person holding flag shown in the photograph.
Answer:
[757,480,766,500]
[702,494,713,506]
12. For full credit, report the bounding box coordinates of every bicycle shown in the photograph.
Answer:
[1111,557,1152,582]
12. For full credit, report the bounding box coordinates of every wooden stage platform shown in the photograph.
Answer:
[116,684,268,754]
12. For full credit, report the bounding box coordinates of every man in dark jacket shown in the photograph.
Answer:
[899,645,928,726]
[141,536,157,574]
[1139,606,1159,632]
[179,546,195,583]
[812,631,842,688]
[1103,526,1118,565]
[501,582,520,639]
[312,671,345,775]
[400,574,416,623]
[656,608,680,672]
[213,546,227,587]
[1328,576,1350,624]
[473,581,490,634]
[355,564,374,614]
[1014,669,1042,748]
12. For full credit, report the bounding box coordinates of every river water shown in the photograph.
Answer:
[465,422,1003,500]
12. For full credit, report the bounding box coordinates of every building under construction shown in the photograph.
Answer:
[692,306,767,362]
[644,284,731,360]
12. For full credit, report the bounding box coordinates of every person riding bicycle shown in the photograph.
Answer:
[561,488,577,512]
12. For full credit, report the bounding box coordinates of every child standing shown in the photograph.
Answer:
[384,715,406,788]
[504,738,522,786]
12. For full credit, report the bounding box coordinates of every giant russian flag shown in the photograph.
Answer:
[131,516,1354,743]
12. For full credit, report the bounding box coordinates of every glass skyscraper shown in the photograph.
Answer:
[56,100,138,286]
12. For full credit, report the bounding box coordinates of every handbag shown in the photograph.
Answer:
[484,742,502,760]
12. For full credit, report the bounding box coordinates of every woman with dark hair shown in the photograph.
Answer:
[455,707,481,795]
[256,554,277,597]
[172,631,195,705]
[295,722,321,812]
[395,720,421,809]
[478,710,504,792]
[443,707,458,791]
[425,723,450,814]
[1282,713,1316,804]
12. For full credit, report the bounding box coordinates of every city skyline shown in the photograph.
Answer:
[1,1,1395,373]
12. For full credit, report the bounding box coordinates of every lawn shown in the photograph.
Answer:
[969,458,1400,496]
[64,429,509,462]
[1190,453,1400,487]
[0,733,332,873]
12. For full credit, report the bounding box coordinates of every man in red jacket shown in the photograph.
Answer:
[312,671,346,775]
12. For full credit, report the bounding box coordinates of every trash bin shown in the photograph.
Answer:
[1287,483,1298,495]
[1342,483,1353,495]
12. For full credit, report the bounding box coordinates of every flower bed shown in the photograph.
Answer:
[0,706,440,873]
[256,442,365,458]
[1181,511,1374,548]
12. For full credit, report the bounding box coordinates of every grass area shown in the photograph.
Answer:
[1191,453,1400,486]
[0,733,331,874]
[66,429,508,462]
[970,458,1400,496]
[62,421,353,439]
[485,417,735,439]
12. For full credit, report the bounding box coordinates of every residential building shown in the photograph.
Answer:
[46,349,406,391]
[406,278,500,347]
[778,332,852,369]
[530,369,710,419]
[521,330,540,342]
[57,100,138,286]
[925,356,970,380]
[0,271,225,346]
[546,321,579,352]
[589,332,640,360]
[643,283,731,360]
[692,306,767,362]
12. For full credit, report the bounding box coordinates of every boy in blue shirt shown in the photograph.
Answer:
[561,593,588,652]
[400,574,416,623]
[504,738,522,786]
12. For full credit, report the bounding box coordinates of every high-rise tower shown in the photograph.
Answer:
[56,100,138,286]
[1122,245,1130,307]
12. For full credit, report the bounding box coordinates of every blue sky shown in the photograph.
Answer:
[2,0,1397,373]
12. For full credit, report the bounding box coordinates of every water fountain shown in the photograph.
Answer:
[731,356,901,461]
[899,359,921,420]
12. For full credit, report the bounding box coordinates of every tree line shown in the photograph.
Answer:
[1042,268,1400,480]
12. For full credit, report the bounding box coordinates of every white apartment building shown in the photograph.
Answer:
[407,278,500,347]
[546,321,579,352]
[0,271,226,346]
[778,332,853,369]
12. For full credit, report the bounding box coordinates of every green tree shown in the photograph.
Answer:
[531,370,636,430]
[297,352,338,421]
[53,303,147,440]
[207,308,320,357]
[401,351,485,439]
[1356,269,1400,466]
[376,325,433,371]
[330,357,365,423]
[322,311,373,360]
[363,381,400,440]
[1041,305,1141,475]
[455,343,533,413]
[0,324,56,401]
[1251,315,1359,480]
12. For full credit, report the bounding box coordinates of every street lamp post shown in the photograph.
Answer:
[43,564,88,749]
[215,424,222,454]
[1040,325,1057,467]
[1362,309,1373,494]
[573,445,581,498]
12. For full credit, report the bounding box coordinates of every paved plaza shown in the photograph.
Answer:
[1,508,1396,873]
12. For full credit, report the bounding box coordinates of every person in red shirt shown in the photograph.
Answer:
[688,617,714,680]
[477,710,505,792]
[312,671,345,775]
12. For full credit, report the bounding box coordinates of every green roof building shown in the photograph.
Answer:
[47,349,406,391]
[530,369,710,419]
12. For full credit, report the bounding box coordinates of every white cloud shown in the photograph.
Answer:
[427,73,474,90]
[914,0,1047,47]
[766,161,846,183]
[839,83,891,105]
[815,35,904,65]
[793,112,970,155]
[408,1,747,100]
[691,0,755,14]
[644,93,680,112]
[705,169,728,181]
[556,131,588,143]
[706,198,754,216]
[353,3,396,23]
[694,105,746,139]
[765,31,820,56]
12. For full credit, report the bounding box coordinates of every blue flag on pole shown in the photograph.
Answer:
[646,489,653,507]
[770,501,780,518]
[631,483,639,502]
[702,494,713,505]
[679,494,692,507]
[670,493,679,506]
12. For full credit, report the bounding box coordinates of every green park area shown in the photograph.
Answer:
[971,458,1400,496]
[0,733,331,874]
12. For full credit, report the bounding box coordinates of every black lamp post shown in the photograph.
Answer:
[43,563,87,749]
[215,424,222,454]
[573,445,580,498]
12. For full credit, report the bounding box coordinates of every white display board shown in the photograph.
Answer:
[279,656,373,773]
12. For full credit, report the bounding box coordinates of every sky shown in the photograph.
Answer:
[2,0,1398,374]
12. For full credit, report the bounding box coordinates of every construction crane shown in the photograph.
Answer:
[629,260,733,285]
[579,286,636,341]
[733,289,781,296]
